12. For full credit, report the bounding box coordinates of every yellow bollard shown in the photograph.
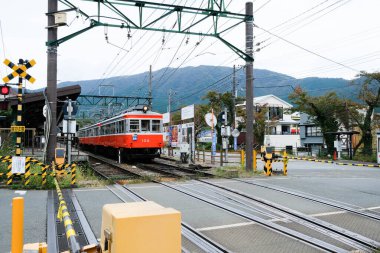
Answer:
[241,150,245,166]
[265,160,272,176]
[283,150,288,176]
[253,150,257,172]
[11,197,24,253]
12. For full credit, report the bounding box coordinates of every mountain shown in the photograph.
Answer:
[57,65,358,113]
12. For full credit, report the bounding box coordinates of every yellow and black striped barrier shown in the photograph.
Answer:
[0,156,77,187]
[289,156,380,168]
[289,157,334,163]
[335,162,380,167]
[54,178,81,252]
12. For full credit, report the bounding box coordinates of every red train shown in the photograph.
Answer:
[78,105,164,161]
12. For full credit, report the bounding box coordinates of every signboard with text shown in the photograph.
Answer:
[11,156,26,174]
[181,104,194,120]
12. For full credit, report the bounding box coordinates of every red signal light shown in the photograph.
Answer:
[1,85,10,95]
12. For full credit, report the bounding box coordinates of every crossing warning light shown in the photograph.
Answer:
[1,85,10,95]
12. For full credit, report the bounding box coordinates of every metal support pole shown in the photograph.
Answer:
[220,149,223,166]
[149,65,152,108]
[16,59,23,157]
[67,99,72,164]
[245,2,254,172]
[11,197,24,253]
[47,0,58,163]
[211,109,215,164]
[224,107,228,163]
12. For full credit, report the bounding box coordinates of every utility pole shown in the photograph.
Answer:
[168,89,173,156]
[245,2,254,172]
[67,99,72,164]
[232,64,236,128]
[224,107,228,163]
[149,65,152,108]
[168,89,172,125]
[46,0,58,163]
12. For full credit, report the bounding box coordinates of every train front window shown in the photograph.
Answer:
[152,120,161,132]
[141,120,150,132]
[130,120,139,132]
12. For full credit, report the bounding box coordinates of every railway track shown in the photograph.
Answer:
[85,154,380,252]
[85,152,231,253]
[158,156,380,221]
[139,159,380,252]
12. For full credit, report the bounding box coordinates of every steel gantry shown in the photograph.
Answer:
[45,0,254,169]
[77,95,150,107]
[47,0,253,62]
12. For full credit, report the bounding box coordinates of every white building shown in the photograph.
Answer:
[238,94,301,148]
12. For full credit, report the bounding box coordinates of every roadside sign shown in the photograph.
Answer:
[11,156,26,174]
[211,132,217,156]
[11,126,25,133]
[2,59,36,84]
[232,128,240,138]
[181,104,194,120]
[205,113,217,127]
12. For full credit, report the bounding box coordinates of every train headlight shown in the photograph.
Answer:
[143,105,148,113]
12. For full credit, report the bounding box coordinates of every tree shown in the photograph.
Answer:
[350,72,380,155]
[202,91,236,145]
[236,105,268,146]
[289,87,347,154]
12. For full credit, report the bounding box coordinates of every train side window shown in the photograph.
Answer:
[111,123,116,134]
[121,120,125,133]
[130,120,140,132]
[118,120,125,133]
[152,120,161,132]
[141,120,150,132]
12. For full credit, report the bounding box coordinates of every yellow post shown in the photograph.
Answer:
[11,197,24,253]
[253,150,257,172]
[265,160,272,176]
[283,150,288,176]
[241,150,245,166]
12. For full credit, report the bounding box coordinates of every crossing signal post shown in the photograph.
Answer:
[2,59,36,159]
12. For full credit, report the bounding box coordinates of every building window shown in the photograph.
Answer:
[306,126,322,137]
[268,106,283,120]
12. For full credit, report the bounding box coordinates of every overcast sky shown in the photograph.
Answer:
[0,0,379,90]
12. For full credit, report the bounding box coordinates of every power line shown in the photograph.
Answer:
[0,20,8,76]
[253,0,273,14]
[254,24,359,73]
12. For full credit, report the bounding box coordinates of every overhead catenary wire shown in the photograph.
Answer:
[254,23,359,73]
[0,20,8,76]
[255,0,352,52]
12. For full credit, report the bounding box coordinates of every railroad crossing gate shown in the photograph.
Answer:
[2,58,36,157]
